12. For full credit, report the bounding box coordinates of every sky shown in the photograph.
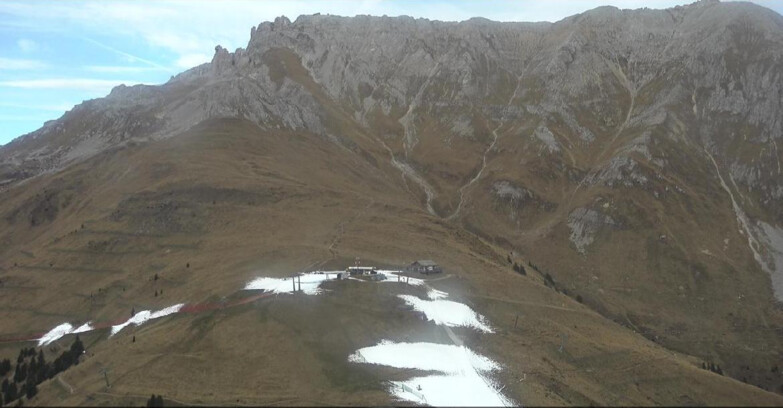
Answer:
[1,0,781,146]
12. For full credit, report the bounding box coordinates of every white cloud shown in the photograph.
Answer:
[17,38,38,52]
[0,57,47,70]
[0,101,79,112]
[84,65,168,74]
[175,53,212,69]
[79,37,170,70]
[3,0,781,75]
[0,114,57,121]
[0,78,153,92]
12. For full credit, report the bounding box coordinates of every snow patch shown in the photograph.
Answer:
[374,270,450,299]
[349,341,512,407]
[110,304,184,336]
[38,323,75,346]
[427,288,449,300]
[37,321,95,346]
[398,295,493,333]
[376,270,425,286]
[243,271,341,295]
[73,322,93,334]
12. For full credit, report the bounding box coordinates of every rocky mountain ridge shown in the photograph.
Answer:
[2,0,783,399]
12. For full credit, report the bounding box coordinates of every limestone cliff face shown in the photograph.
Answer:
[2,1,783,281]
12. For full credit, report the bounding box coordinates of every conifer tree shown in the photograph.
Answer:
[4,382,17,405]
[23,381,35,400]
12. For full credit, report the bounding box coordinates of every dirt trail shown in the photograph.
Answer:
[377,138,438,216]
[93,390,302,407]
[323,198,375,263]
[57,374,74,394]
[473,294,596,315]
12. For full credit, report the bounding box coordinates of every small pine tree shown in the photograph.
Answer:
[132,336,136,343]
[23,381,36,400]
[70,336,84,366]
[507,254,512,264]
[146,394,164,407]
[13,364,26,384]
[576,294,583,303]
[5,382,17,405]
[131,307,136,317]
[154,273,158,281]
[545,272,554,285]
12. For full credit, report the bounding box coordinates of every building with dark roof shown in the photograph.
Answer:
[407,260,442,274]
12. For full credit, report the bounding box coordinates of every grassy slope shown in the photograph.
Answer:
[0,116,781,406]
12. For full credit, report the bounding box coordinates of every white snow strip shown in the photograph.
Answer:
[376,270,450,299]
[427,288,449,300]
[110,303,184,336]
[37,321,96,346]
[38,323,75,346]
[349,341,499,373]
[243,271,340,295]
[349,341,512,407]
[73,322,93,334]
[398,295,493,333]
[376,270,425,286]
[391,373,512,407]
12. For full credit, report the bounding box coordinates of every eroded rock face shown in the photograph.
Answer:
[567,207,617,254]
[1,1,782,258]
[756,222,783,300]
